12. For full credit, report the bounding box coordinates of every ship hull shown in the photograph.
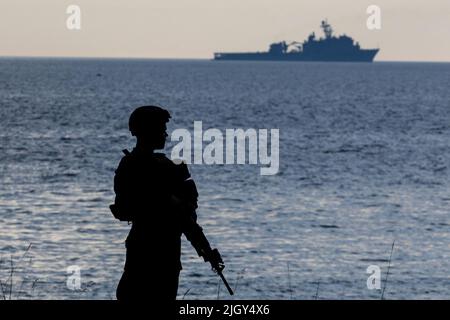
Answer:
[214,49,379,62]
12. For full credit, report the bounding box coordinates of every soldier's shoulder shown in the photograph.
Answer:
[153,152,173,164]
[115,149,135,171]
[154,153,191,180]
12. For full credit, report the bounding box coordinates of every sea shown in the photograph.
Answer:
[0,58,449,299]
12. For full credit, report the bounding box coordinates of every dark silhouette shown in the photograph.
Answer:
[214,20,379,62]
[110,106,230,301]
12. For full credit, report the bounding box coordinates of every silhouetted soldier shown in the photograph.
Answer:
[110,106,228,301]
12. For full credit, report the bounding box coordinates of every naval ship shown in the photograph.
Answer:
[214,20,379,62]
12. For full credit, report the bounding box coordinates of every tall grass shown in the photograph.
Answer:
[381,240,395,300]
[314,281,320,300]
[0,243,35,300]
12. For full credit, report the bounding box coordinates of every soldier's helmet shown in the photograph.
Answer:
[128,105,171,137]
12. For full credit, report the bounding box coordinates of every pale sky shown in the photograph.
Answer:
[0,0,449,61]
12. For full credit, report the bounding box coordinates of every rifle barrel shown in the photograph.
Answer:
[219,271,234,296]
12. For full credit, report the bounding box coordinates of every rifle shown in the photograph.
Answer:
[207,248,234,296]
[177,202,234,296]
[171,163,233,295]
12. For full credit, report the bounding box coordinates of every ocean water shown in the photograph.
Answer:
[0,58,449,300]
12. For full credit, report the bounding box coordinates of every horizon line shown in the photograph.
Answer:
[0,55,449,64]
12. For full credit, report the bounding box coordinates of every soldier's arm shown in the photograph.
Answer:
[170,162,218,262]
[171,185,214,260]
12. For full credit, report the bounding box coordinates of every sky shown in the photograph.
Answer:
[0,0,449,62]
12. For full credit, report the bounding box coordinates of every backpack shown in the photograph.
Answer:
[110,149,135,222]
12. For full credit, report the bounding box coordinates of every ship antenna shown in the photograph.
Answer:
[321,19,333,39]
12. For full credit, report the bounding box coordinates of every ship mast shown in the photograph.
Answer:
[321,20,333,39]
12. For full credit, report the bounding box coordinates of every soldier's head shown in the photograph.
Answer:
[129,105,171,150]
